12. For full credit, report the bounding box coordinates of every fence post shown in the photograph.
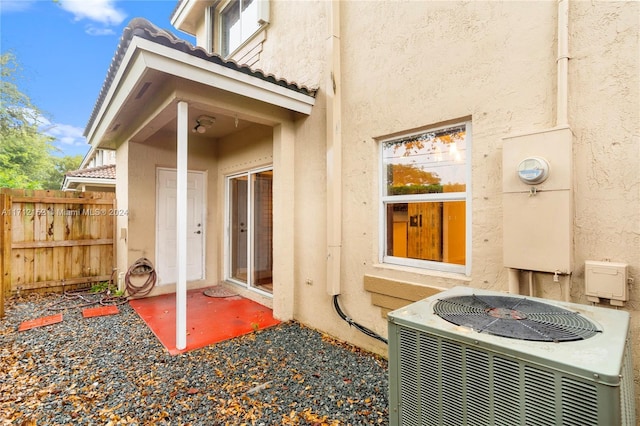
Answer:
[0,192,12,317]
[112,198,117,287]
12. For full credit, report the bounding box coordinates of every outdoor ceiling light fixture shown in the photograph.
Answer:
[192,115,216,133]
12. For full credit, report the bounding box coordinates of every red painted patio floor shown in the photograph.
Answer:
[129,287,280,355]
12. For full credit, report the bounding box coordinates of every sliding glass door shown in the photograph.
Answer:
[226,168,273,294]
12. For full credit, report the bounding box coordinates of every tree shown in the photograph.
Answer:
[0,52,77,190]
[44,154,83,190]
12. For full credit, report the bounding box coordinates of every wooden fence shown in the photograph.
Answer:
[0,189,117,316]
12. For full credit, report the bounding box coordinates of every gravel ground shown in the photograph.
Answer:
[0,293,389,425]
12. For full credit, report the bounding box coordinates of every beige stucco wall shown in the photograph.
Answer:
[569,1,640,401]
[215,124,276,309]
[115,139,129,290]
[123,0,638,405]
[125,130,220,297]
[248,0,560,348]
[120,123,277,301]
[237,0,640,394]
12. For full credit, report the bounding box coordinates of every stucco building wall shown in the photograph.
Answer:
[244,0,640,390]
[119,0,639,400]
[568,2,640,398]
[214,124,275,308]
[125,132,220,297]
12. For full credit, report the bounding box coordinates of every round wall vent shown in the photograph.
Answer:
[433,295,600,342]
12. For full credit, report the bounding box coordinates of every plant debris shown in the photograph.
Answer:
[0,293,389,425]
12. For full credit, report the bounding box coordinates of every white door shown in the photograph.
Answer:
[156,168,205,285]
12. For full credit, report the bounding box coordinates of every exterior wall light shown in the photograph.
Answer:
[192,115,216,133]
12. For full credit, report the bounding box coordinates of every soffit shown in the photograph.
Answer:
[170,0,216,36]
[84,18,316,148]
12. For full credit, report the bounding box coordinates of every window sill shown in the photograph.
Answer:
[365,267,471,318]
[372,262,471,282]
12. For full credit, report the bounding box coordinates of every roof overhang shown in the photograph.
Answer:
[170,0,215,36]
[85,23,316,149]
[62,176,116,191]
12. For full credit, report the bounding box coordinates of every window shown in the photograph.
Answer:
[380,122,471,274]
[220,0,264,57]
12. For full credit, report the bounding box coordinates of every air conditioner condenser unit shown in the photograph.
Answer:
[388,286,635,426]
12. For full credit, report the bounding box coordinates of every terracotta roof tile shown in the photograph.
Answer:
[66,164,116,180]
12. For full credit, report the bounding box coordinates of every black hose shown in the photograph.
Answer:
[333,294,388,345]
[125,257,156,298]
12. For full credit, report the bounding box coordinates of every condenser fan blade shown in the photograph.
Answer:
[434,295,600,342]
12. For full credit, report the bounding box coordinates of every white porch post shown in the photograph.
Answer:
[176,101,188,350]
[272,122,295,321]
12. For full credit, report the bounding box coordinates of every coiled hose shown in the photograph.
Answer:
[125,257,156,298]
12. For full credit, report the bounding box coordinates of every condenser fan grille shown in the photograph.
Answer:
[433,295,600,342]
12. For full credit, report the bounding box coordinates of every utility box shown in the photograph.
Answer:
[502,126,573,273]
[585,260,628,306]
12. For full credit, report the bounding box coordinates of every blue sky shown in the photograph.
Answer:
[0,0,195,159]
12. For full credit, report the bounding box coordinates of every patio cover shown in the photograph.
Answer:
[84,17,316,349]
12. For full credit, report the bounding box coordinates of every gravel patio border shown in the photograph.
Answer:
[0,293,389,425]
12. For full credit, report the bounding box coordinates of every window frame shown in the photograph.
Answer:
[378,121,472,276]
[217,0,269,58]
[224,165,274,296]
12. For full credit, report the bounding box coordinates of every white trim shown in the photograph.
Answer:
[155,167,207,286]
[217,0,269,58]
[205,5,215,53]
[464,122,472,276]
[176,100,189,351]
[86,34,315,147]
[170,1,191,30]
[137,38,314,110]
[79,145,96,169]
[224,165,274,297]
[62,176,115,190]
[257,0,270,25]
[170,0,201,36]
[85,46,148,145]
[378,120,472,276]
[381,192,466,204]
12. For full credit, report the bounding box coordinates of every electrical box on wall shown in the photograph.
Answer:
[585,260,628,306]
[502,126,573,273]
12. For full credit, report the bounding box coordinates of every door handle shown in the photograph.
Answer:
[195,230,201,234]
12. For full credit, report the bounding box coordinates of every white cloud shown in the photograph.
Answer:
[58,0,126,26]
[41,119,88,147]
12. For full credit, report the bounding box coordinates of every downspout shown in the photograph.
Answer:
[557,0,569,128]
[557,0,571,302]
[507,0,570,298]
[324,3,387,345]
[326,0,342,296]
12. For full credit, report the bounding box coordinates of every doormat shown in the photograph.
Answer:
[82,305,120,318]
[129,288,280,355]
[203,285,238,298]
[18,313,64,332]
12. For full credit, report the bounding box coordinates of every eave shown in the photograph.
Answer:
[62,176,116,191]
[84,18,316,149]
